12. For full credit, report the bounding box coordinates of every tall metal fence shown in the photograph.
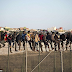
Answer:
[0,41,72,72]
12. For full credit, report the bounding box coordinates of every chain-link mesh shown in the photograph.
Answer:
[0,42,72,72]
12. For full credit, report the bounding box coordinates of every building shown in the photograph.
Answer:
[56,27,63,32]
[0,27,5,31]
[47,27,56,32]
[20,27,24,31]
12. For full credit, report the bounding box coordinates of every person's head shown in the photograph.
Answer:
[62,34,65,36]
[33,32,34,34]
[23,31,25,34]
[67,32,70,36]
[35,31,38,34]
[47,32,49,35]
[56,32,58,34]
[9,34,11,37]
[41,32,43,35]
[14,32,16,35]
[1,32,3,34]
[28,31,30,34]
[5,32,7,35]
[52,32,54,35]
[36,32,39,35]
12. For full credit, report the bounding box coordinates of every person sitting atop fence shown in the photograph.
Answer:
[66,32,71,50]
[51,32,55,50]
[22,31,27,50]
[7,34,12,53]
[39,32,43,52]
[12,32,17,48]
[16,33,22,51]
[60,34,66,49]
[42,32,47,51]
[46,32,52,51]
[35,32,40,51]
[0,32,5,47]
[54,32,60,51]
[26,31,32,50]
[4,32,7,42]
[31,32,35,51]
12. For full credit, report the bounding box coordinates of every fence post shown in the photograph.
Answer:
[22,66,23,72]
[54,51,56,72]
[23,47,25,72]
[8,43,9,72]
[70,42,71,72]
[61,51,63,72]
[38,47,40,72]
[38,43,40,72]
[54,45,56,72]
[26,42,27,72]
[5,67,6,72]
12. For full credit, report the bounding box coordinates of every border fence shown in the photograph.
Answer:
[0,41,72,72]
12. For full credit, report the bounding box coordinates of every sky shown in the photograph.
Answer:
[0,0,72,30]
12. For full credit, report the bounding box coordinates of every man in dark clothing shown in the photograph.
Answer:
[51,32,55,50]
[8,34,12,53]
[12,32,16,48]
[43,33,46,50]
[46,32,52,51]
[60,34,66,48]
[1,32,4,40]
[70,34,72,50]
[46,32,51,41]
[66,32,71,50]
[16,33,22,51]
[70,34,72,42]
[22,31,26,50]
[12,32,17,51]
[0,32,5,47]
[54,32,60,51]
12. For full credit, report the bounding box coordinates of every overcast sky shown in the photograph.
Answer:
[0,0,72,30]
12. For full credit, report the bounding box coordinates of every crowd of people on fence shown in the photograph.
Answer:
[0,30,72,53]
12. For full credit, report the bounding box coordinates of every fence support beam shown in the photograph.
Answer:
[23,49,25,72]
[61,51,63,72]
[38,44,40,72]
[70,42,71,72]
[54,45,56,72]
[54,51,56,72]
[8,43,9,72]
[26,42,27,72]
